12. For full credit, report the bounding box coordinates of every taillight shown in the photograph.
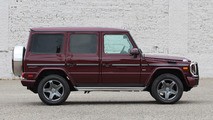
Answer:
[22,72,25,78]
[21,73,34,79]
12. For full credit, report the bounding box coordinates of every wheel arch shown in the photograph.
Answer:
[33,68,76,93]
[145,68,191,91]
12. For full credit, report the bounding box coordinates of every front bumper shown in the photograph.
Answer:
[187,76,199,87]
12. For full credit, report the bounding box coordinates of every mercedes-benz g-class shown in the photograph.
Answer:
[12,27,199,105]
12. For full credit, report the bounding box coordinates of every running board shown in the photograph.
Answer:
[75,87,145,91]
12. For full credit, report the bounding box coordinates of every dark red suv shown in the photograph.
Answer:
[12,27,199,105]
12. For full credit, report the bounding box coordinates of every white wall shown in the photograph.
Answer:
[0,0,11,79]
[0,0,212,79]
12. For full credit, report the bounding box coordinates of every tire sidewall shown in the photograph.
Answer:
[151,74,183,104]
[38,74,70,105]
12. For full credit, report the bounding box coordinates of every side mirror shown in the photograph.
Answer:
[130,48,139,58]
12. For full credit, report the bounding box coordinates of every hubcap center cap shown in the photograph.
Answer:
[52,88,56,93]
[166,87,170,91]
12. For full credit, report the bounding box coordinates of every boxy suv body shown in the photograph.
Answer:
[12,27,199,105]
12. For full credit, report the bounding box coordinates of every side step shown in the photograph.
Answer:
[75,87,145,92]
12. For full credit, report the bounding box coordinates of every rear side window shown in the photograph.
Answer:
[31,34,64,54]
[70,34,97,54]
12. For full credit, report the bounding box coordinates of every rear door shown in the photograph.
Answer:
[66,32,100,86]
[101,32,142,87]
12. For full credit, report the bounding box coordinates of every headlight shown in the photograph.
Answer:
[190,62,198,77]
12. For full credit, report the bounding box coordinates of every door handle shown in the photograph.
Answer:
[103,63,111,67]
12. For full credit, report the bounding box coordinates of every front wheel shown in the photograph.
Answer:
[151,74,183,104]
[38,75,70,105]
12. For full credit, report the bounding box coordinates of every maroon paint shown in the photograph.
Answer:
[21,27,199,91]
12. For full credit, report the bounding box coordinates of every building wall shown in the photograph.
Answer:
[0,0,212,79]
[188,0,213,78]
[0,0,10,79]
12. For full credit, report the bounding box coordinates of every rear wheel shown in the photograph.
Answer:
[151,74,183,104]
[38,75,70,105]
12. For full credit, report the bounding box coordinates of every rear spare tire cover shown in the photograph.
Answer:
[12,46,25,76]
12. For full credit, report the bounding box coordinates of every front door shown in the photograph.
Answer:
[101,33,141,87]
[66,32,100,86]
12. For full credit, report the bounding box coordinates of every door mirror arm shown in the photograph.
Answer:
[138,48,145,58]
[130,48,140,58]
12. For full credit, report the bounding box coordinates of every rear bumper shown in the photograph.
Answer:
[21,79,37,93]
[187,76,199,87]
[21,79,36,87]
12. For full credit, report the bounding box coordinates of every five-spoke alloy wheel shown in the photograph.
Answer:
[38,75,70,105]
[151,74,183,104]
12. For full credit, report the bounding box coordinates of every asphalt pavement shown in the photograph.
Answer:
[0,79,212,120]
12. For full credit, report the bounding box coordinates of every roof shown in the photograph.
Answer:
[31,27,128,32]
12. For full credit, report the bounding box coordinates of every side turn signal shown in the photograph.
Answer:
[183,66,189,71]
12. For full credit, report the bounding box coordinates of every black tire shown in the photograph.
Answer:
[151,74,183,104]
[38,74,70,105]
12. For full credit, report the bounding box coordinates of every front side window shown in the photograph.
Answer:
[31,34,63,54]
[104,34,133,54]
[70,34,97,54]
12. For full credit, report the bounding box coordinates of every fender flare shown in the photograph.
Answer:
[145,67,189,87]
[35,67,76,86]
